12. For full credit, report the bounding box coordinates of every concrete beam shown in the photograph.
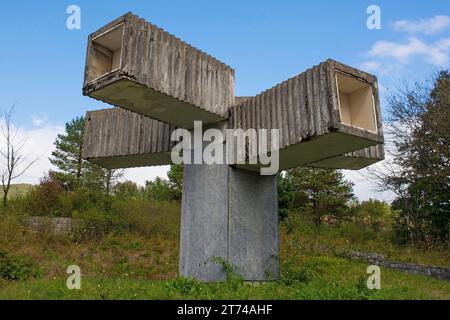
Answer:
[229,59,384,171]
[83,102,384,171]
[83,13,234,129]
[82,108,175,169]
[307,144,384,170]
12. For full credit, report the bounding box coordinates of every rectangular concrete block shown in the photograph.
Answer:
[180,165,279,281]
[308,144,384,170]
[228,59,384,171]
[83,12,235,129]
[82,108,176,169]
[228,169,279,280]
[180,163,229,281]
[82,104,383,171]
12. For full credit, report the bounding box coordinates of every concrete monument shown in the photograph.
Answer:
[82,12,384,281]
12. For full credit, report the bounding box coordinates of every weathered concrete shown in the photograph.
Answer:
[83,105,384,171]
[25,217,73,236]
[180,164,279,281]
[83,12,234,129]
[83,108,176,169]
[308,144,384,170]
[81,13,386,283]
[180,163,229,281]
[229,59,384,171]
[228,168,279,280]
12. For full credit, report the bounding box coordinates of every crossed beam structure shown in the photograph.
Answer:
[82,13,384,281]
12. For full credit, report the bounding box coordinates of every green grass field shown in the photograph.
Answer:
[0,201,449,300]
[6,184,33,199]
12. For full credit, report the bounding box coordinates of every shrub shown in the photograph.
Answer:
[59,186,111,217]
[71,208,123,241]
[0,253,42,281]
[20,172,64,217]
[111,199,180,238]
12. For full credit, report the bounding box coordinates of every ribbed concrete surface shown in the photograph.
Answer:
[83,108,176,168]
[83,12,234,128]
[228,60,384,170]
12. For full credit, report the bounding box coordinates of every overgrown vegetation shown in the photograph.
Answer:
[0,71,448,299]
[0,207,448,299]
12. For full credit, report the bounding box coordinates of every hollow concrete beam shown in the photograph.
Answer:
[83,12,234,129]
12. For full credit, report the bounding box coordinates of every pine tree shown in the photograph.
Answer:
[50,116,120,192]
[279,167,355,227]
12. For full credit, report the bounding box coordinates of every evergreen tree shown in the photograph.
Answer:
[50,116,120,192]
[279,167,355,227]
[167,164,183,201]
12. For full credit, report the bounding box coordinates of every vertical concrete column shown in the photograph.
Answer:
[179,163,229,281]
[228,168,279,280]
[179,164,279,281]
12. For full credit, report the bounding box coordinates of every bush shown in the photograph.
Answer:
[0,252,42,281]
[114,181,142,199]
[70,197,180,242]
[71,208,123,241]
[20,172,64,217]
[59,187,111,217]
[113,200,180,238]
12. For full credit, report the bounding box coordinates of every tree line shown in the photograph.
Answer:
[1,70,448,246]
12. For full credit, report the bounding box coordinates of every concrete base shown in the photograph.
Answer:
[180,165,279,281]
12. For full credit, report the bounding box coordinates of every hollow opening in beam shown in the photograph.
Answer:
[336,72,378,133]
[87,23,124,83]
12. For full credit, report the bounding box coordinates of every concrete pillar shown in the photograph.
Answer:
[179,164,279,281]
[228,168,279,280]
[179,163,229,281]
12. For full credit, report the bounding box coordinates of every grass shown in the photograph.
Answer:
[0,203,449,300]
[7,184,34,199]
[0,258,448,300]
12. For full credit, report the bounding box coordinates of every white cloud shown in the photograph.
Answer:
[0,123,64,184]
[359,60,380,72]
[121,166,169,186]
[394,15,450,35]
[343,169,395,203]
[0,121,169,186]
[31,115,48,127]
[369,37,427,62]
[368,37,450,66]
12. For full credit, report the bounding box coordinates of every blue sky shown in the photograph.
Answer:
[0,1,449,200]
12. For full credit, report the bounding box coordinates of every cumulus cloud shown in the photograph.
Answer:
[0,122,64,184]
[359,60,380,72]
[31,115,48,127]
[394,15,450,35]
[368,37,450,66]
[0,120,169,186]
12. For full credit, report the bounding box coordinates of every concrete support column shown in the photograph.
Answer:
[179,164,279,281]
